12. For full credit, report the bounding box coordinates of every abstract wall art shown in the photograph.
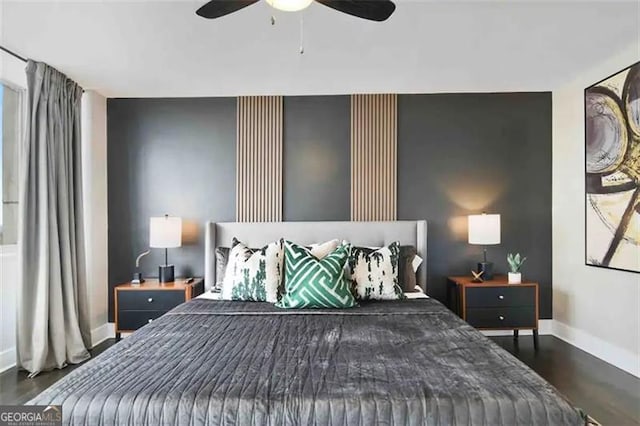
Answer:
[585,61,640,273]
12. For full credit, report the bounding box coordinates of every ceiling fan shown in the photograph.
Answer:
[196,0,396,22]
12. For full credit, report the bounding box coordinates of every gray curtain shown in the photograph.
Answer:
[17,61,91,377]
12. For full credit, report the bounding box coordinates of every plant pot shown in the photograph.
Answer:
[508,272,522,284]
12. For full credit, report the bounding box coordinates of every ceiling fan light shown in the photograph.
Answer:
[266,0,313,12]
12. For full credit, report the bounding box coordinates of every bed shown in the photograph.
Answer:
[29,221,585,425]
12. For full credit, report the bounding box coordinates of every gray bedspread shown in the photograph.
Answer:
[30,298,584,425]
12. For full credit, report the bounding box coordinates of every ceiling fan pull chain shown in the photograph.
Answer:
[299,14,304,54]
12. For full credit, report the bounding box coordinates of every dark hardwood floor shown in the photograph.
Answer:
[490,335,640,426]
[1,336,638,425]
[0,339,116,405]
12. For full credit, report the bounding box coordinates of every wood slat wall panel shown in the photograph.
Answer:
[351,94,397,221]
[236,96,283,222]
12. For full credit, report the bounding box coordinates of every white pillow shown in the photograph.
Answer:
[198,291,222,300]
[405,290,429,299]
[364,246,422,273]
[412,255,423,273]
[308,239,341,259]
[221,239,284,303]
[349,242,404,301]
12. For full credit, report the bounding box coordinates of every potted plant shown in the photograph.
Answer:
[507,253,526,284]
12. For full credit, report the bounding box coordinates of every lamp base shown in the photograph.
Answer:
[159,265,175,283]
[477,262,494,280]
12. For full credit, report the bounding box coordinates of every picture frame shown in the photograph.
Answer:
[584,61,640,273]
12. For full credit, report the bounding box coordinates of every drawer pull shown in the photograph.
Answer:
[147,298,153,303]
[499,315,505,321]
[148,319,153,323]
[498,295,504,300]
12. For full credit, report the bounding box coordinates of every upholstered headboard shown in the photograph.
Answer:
[204,220,427,292]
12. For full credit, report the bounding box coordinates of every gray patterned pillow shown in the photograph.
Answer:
[214,247,230,292]
[348,242,405,300]
[221,238,284,303]
[398,245,418,292]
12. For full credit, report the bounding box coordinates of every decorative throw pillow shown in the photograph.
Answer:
[307,239,341,259]
[221,238,284,303]
[277,241,357,309]
[349,242,404,300]
[398,245,418,292]
[352,245,421,292]
[214,247,230,292]
[216,239,341,291]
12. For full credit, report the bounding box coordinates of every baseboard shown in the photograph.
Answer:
[481,319,553,336]
[552,320,639,378]
[0,347,16,373]
[90,323,115,348]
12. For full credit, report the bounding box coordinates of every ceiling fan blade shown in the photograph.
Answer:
[315,0,395,21]
[196,0,260,19]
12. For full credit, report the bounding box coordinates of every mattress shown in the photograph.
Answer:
[29,298,585,425]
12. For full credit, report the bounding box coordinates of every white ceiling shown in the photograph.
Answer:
[1,0,639,97]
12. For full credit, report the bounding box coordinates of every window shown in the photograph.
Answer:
[1,83,22,245]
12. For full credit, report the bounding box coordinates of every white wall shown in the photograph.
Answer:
[0,48,25,372]
[552,43,640,377]
[0,2,28,92]
[0,245,18,371]
[0,59,27,91]
[81,90,112,346]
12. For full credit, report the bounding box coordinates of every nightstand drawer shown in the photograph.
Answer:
[118,310,166,330]
[118,290,185,311]
[466,307,536,328]
[466,286,535,308]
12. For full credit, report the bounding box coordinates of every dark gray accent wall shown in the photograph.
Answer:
[283,96,351,221]
[106,93,552,320]
[107,98,236,320]
[397,93,553,318]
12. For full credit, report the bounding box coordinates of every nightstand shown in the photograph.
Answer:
[448,275,539,349]
[114,278,204,340]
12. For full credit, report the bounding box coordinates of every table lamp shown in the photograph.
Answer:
[150,215,182,283]
[468,213,501,280]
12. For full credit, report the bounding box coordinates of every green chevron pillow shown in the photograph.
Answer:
[277,241,357,309]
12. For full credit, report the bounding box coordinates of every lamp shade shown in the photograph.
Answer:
[468,214,501,245]
[149,216,182,248]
